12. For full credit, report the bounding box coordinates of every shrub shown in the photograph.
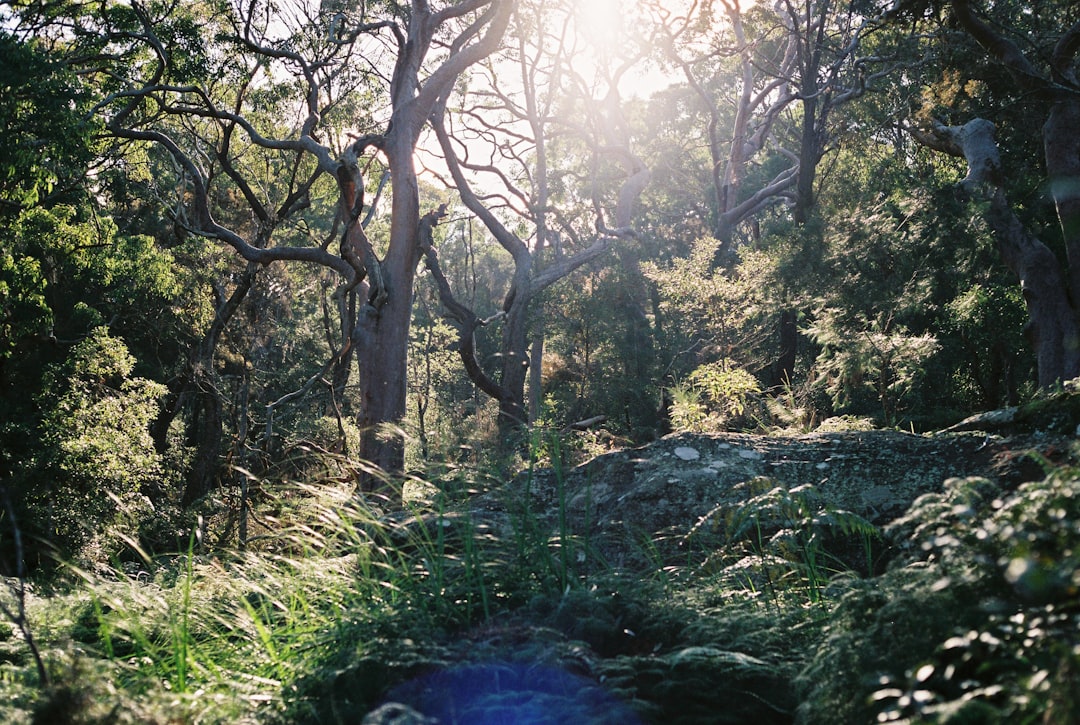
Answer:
[27,327,168,562]
[668,359,763,433]
[798,472,1080,724]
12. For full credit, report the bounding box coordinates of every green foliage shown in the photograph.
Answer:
[4,440,1079,725]
[943,283,1029,408]
[3,0,1078,718]
[0,249,50,360]
[687,477,880,605]
[537,261,663,439]
[29,328,169,559]
[643,238,777,377]
[0,463,611,722]
[406,305,479,465]
[668,380,710,433]
[799,471,1080,724]
[1,201,188,566]
[807,309,939,424]
[3,204,182,350]
[668,360,762,433]
[0,31,99,209]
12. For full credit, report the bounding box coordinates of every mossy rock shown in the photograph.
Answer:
[481,429,1062,576]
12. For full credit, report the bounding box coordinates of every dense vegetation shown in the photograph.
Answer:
[1,0,1078,722]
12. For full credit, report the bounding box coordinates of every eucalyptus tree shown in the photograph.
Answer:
[638,0,895,395]
[86,0,514,491]
[419,0,650,440]
[905,0,1080,387]
[646,0,888,248]
[648,0,794,246]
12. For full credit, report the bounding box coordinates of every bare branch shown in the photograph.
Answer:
[418,207,509,403]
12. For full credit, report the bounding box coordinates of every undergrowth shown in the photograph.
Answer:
[798,471,1080,724]
[0,441,1077,724]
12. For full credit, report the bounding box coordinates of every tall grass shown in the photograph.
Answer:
[2,435,892,724]
[1,444,613,723]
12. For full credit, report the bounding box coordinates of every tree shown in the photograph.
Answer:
[88,0,514,491]
[907,0,1080,386]
[0,29,99,213]
[642,0,893,394]
[420,0,649,441]
[28,328,167,560]
[647,0,886,247]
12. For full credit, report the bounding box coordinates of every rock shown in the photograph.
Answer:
[673,446,700,461]
[942,406,1018,432]
[477,429,1073,573]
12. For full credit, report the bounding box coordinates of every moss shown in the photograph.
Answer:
[1011,388,1080,434]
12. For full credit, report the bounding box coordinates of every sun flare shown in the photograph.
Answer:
[564,0,699,98]
[573,0,624,54]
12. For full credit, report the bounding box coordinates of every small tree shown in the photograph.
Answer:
[807,310,939,424]
[31,328,167,560]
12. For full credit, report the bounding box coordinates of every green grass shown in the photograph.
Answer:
[0,457,592,723]
[2,442,1078,724]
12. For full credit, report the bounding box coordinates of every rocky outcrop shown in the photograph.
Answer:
[476,429,1069,573]
[356,424,1076,725]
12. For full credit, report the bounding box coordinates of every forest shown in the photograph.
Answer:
[1,0,1079,722]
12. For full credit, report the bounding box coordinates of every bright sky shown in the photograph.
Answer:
[562,0,744,99]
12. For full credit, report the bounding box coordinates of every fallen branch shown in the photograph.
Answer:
[564,415,608,432]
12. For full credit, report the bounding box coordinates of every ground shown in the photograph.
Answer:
[353,417,1079,725]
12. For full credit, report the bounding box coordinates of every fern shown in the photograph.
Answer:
[690,477,881,604]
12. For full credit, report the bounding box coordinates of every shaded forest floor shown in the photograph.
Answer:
[4,394,1080,724]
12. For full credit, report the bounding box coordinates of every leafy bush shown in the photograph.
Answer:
[668,359,763,433]
[798,471,1080,724]
[26,327,169,562]
[943,283,1028,408]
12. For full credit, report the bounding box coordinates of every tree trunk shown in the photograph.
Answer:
[347,0,513,488]
[984,190,1080,386]
[498,284,531,440]
[768,308,798,392]
[529,331,544,424]
[152,265,256,506]
[354,136,420,487]
[911,118,1080,386]
[329,288,357,418]
[1045,99,1080,298]
[182,382,224,507]
[793,93,819,225]
[942,0,1080,386]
